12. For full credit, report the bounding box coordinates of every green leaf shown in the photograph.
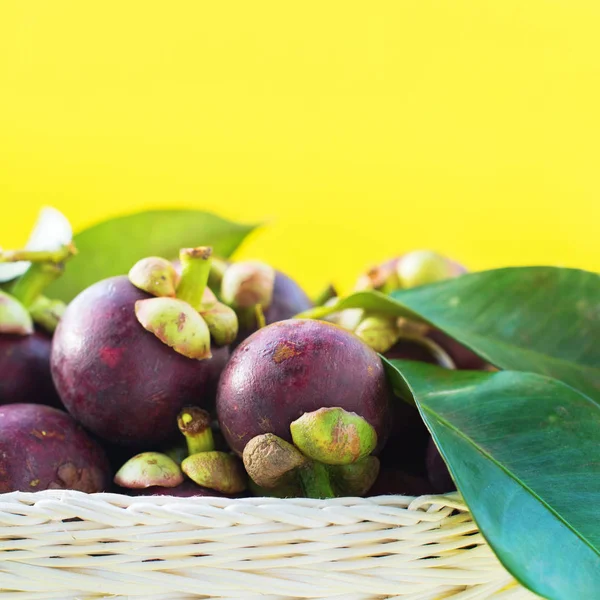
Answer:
[299,268,600,402]
[384,358,600,600]
[47,210,258,302]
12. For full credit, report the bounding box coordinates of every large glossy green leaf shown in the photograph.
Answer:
[384,358,600,600]
[47,210,258,302]
[299,268,600,402]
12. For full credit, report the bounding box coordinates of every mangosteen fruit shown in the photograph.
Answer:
[51,247,234,447]
[0,403,111,493]
[0,329,62,408]
[217,319,393,497]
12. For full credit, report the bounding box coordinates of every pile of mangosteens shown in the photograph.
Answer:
[1,217,483,499]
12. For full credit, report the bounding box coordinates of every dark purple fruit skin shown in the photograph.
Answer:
[265,271,313,324]
[367,467,434,497]
[217,319,393,456]
[0,330,62,408]
[51,276,230,447]
[426,437,456,493]
[234,270,313,347]
[0,404,111,493]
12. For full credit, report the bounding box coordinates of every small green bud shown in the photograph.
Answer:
[243,433,306,489]
[129,257,178,298]
[114,452,184,489]
[135,297,212,360]
[290,407,378,466]
[182,451,247,494]
[221,261,275,310]
[328,456,380,496]
[354,315,401,353]
[200,301,239,346]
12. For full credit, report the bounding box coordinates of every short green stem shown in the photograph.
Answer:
[297,461,336,499]
[10,263,65,308]
[178,407,216,455]
[0,244,76,264]
[176,247,213,311]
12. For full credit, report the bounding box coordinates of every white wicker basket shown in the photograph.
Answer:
[0,491,539,600]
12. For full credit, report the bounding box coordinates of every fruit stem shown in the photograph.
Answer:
[0,243,76,264]
[297,461,336,499]
[176,247,213,311]
[10,262,64,308]
[177,407,215,455]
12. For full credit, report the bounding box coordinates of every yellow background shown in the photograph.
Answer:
[1,2,598,296]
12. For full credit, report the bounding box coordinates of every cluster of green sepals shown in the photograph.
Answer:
[243,407,380,499]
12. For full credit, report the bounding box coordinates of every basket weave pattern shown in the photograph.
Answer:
[0,491,538,599]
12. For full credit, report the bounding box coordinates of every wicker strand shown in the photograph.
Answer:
[0,491,539,599]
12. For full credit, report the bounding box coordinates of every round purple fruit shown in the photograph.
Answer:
[51,275,229,446]
[0,330,61,408]
[0,404,111,493]
[216,319,393,457]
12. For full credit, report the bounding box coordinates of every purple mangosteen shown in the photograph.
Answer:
[51,248,234,447]
[0,403,111,493]
[217,319,393,498]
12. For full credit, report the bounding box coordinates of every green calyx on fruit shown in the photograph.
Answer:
[200,302,239,346]
[290,407,377,466]
[354,315,401,353]
[0,290,34,335]
[242,409,380,499]
[177,407,215,455]
[243,433,307,489]
[132,247,239,356]
[242,433,336,499]
[181,451,247,494]
[128,257,178,298]
[328,456,381,497]
[135,297,212,360]
[221,260,276,311]
[114,452,184,489]
[396,250,464,289]
[177,406,247,494]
